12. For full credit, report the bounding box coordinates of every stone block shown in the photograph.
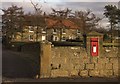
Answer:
[79,64,85,70]
[113,63,120,70]
[51,57,65,65]
[106,70,113,77]
[89,70,100,77]
[86,63,95,70]
[60,63,70,70]
[95,63,105,70]
[51,69,69,77]
[79,70,89,77]
[99,70,113,77]
[70,69,79,76]
[98,57,109,63]
[52,51,61,58]
[106,48,118,57]
[105,63,113,70]
[113,69,119,76]
[83,57,90,63]
[74,65,80,70]
[51,63,60,69]
[109,58,118,64]
[71,58,80,65]
[74,64,85,70]
[91,57,98,63]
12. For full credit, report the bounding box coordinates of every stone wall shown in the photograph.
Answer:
[20,42,119,78]
[40,42,119,78]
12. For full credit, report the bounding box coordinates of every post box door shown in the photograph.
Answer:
[91,38,98,56]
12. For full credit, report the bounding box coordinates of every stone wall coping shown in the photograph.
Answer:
[87,31,103,36]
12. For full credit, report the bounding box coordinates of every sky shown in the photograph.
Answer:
[1,0,120,29]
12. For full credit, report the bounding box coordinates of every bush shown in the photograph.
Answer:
[103,34,110,41]
[52,41,84,46]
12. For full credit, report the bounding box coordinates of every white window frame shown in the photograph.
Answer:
[29,35,34,41]
[41,28,46,33]
[53,36,58,41]
[77,29,80,34]
[29,26,34,32]
[61,36,66,41]
[42,35,46,41]
[53,29,57,34]
[62,29,66,34]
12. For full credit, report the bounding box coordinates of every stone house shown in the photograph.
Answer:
[12,15,47,42]
[45,17,83,42]
[12,16,83,42]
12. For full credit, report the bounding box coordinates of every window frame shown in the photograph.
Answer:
[29,34,34,41]
[29,26,34,32]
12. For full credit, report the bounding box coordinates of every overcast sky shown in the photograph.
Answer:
[1,0,120,29]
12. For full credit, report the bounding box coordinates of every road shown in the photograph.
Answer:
[1,43,119,83]
[2,44,38,80]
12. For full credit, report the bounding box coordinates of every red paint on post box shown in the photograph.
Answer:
[90,38,98,56]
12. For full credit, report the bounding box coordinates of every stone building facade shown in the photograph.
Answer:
[13,25,47,42]
[11,16,83,42]
[45,18,83,42]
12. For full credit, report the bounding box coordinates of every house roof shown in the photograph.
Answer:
[45,18,80,29]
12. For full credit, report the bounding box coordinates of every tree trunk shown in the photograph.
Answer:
[59,28,62,41]
[36,26,38,42]
[110,21,113,43]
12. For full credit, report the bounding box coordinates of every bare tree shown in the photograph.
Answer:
[74,9,102,33]
[51,8,72,18]
[30,0,42,15]
[30,0,43,41]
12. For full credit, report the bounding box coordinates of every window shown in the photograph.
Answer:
[34,26,37,29]
[53,36,58,41]
[61,36,66,41]
[41,28,46,33]
[42,35,46,41]
[29,35,34,41]
[77,29,80,34]
[29,26,34,32]
[55,37,58,41]
[53,29,57,34]
[62,29,66,34]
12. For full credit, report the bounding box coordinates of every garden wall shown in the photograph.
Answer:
[40,42,120,78]
[19,41,119,78]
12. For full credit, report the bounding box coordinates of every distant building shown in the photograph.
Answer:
[12,16,83,42]
[45,18,83,42]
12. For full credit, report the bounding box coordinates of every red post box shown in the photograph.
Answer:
[90,38,98,56]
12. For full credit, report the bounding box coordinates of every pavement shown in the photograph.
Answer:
[1,43,120,83]
[2,77,119,83]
